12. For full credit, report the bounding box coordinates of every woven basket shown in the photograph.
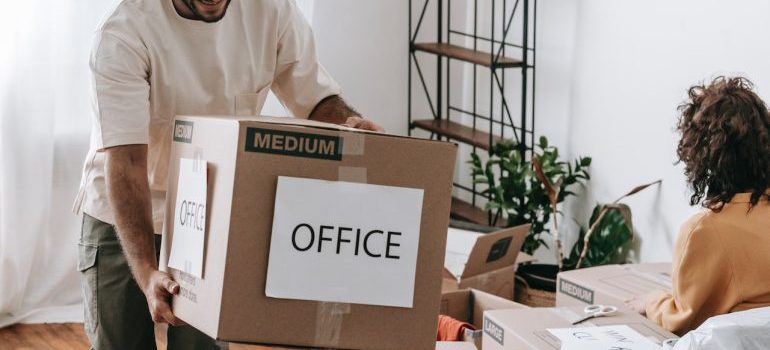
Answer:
[514,274,556,307]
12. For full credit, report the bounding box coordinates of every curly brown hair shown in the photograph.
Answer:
[677,76,770,211]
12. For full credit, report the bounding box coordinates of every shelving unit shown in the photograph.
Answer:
[408,0,537,226]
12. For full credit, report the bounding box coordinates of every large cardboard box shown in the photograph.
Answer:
[481,306,677,350]
[556,263,672,307]
[440,289,527,349]
[159,116,458,349]
[442,225,534,300]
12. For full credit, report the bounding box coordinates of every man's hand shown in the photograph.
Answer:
[309,95,384,132]
[341,116,384,132]
[142,269,185,326]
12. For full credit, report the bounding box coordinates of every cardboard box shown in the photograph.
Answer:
[556,263,672,307]
[442,225,535,300]
[481,306,677,350]
[159,116,457,349]
[440,289,527,349]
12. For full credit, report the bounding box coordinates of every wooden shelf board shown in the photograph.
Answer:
[412,119,501,150]
[413,42,524,68]
[450,197,489,226]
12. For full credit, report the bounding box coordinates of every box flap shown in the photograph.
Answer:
[443,267,457,280]
[461,224,530,279]
[440,289,472,322]
[177,115,446,143]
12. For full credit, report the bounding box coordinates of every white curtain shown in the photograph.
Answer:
[0,0,315,327]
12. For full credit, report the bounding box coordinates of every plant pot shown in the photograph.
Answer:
[514,263,558,307]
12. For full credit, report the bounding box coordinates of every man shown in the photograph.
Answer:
[73,0,382,349]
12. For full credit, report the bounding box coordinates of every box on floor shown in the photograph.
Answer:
[440,288,527,349]
[442,225,535,300]
[481,306,677,350]
[159,116,457,350]
[556,263,672,307]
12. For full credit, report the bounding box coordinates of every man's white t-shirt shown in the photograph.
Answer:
[73,0,341,233]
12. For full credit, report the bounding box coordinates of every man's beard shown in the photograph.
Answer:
[182,0,232,23]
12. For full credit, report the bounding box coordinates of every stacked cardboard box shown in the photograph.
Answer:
[160,116,458,349]
[556,263,672,307]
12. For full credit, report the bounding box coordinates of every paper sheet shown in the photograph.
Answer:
[547,325,662,350]
[265,176,425,308]
[167,158,208,278]
[444,227,483,279]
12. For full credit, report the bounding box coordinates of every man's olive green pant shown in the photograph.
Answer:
[78,214,228,350]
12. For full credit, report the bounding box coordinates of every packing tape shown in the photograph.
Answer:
[193,147,205,173]
[314,301,351,347]
[341,132,365,156]
[338,167,368,184]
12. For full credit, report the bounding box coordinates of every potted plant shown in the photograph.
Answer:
[470,136,659,306]
[470,137,591,255]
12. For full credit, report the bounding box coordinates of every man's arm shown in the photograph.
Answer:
[104,144,183,326]
[309,95,384,132]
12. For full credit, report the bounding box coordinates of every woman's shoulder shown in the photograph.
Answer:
[677,210,725,246]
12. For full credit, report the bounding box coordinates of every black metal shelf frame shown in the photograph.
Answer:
[407,0,538,226]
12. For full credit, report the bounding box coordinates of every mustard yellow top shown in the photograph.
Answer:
[646,192,770,335]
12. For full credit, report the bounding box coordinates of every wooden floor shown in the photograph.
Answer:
[0,323,91,350]
[0,323,292,349]
[0,323,167,350]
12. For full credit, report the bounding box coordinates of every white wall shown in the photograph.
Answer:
[310,0,582,262]
[566,0,770,262]
[312,0,410,135]
[306,0,770,264]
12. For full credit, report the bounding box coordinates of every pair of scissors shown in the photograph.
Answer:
[571,304,618,325]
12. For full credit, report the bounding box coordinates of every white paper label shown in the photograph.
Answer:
[168,158,207,279]
[547,325,662,350]
[265,176,425,308]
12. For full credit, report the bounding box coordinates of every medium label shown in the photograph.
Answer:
[244,127,343,161]
[484,316,505,345]
[560,279,595,304]
[173,120,194,143]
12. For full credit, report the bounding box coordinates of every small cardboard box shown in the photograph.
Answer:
[160,116,457,349]
[481,306,677,350]
[442,225,534,300]
[440,289,527,349]
[556,263,672,307]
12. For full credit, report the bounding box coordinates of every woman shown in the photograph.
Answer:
[626,76,770,335]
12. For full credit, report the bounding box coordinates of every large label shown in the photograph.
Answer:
[483,316,505,345]
[244,127,343,161]
[265,176,424,308]
[559,279,595,304]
